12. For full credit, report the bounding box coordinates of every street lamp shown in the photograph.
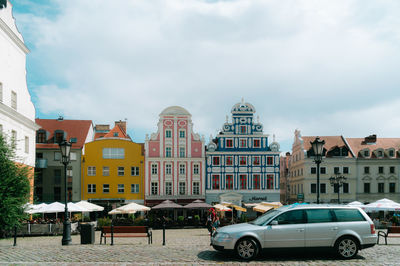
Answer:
[59,139,72,245]
[329,172,347,204]
[310,137,325,204]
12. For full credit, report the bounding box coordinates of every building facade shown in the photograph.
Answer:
[82,121,145,207]
[34,118,94,203]
[144,106,205,206]
[0,1,39,202]
[205,101,281,206]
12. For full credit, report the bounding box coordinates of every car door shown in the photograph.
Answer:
[305,209,338,247]
[263,210,306,248]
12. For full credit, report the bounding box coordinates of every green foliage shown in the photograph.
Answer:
[178,216,184,222]
[134,216,145,226]
[0,135,31,238]
[194,215,200,221]
[97,217,112,228]
[83,216,91,222]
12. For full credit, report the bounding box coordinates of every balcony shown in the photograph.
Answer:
[35,159,47,169]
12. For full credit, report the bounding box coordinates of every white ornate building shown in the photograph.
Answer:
[0,1,39,201]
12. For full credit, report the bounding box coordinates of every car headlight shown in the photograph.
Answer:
[215,232,232,242]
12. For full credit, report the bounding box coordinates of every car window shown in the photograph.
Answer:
[273,210,305,225]
[305,209,334,223]
[333,209,366,222]
[250,209,280,226]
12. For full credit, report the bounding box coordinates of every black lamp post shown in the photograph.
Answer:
[329,172,347,204]
[59,139,72,245]
[310,137,325,204]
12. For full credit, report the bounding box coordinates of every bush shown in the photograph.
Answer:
[97,217,112,228]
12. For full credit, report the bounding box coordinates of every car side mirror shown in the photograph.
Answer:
[270,220,278,225]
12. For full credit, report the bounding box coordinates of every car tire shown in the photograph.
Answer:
[335,236,359,259]
[235,237,259,260]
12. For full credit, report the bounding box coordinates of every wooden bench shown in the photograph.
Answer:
[378,226,400,244]
[100,226,152,245]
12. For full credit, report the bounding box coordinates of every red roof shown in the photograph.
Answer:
[346,137,400,158]
[103,124,129,139]
[36,119,93,149]
[301,135,354,158]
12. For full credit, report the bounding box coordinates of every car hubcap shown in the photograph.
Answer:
[338,239,357,258]
[238,240,255,258]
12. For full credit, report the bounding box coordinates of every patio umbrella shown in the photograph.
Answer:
[67,202,88,212]
[253,202,283,213]
[364,198,400,212]
[43,202,65,213]
[75,200,104,212]
[108,202,150,214]
[213,204,232,211]
[184,200,213,209]
[221,202,247,212]
[347,201,365,208]
[152,200,183,209]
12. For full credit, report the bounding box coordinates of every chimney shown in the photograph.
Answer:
[363,134,377,144]
[115,120,127,133]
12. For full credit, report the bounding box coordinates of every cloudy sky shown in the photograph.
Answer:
[11,0,400,152]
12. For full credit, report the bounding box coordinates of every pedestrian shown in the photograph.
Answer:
[212,216,220,233]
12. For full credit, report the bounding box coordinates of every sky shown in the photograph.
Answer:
[10,0,400,153]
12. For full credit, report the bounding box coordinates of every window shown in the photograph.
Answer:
[165,164,172,175]
[240,125,247,134]
[333,183,339,193]
[378,150,383,157]
[343,183,349,193]
[305,209,334,223]
[165,147,172,158]
[253,174,260,189]
[239,139,247,148]
[226,139,233,148]
[253,139,260,148]
[364,150,369,157]
[389,150,395,157]
[179,147,185,157]
[54,169,61,184]
[212,175,220,189]
[239,156,247,166]
[117,184,124,193]
[226,156,233,166]
[311,167,316,174]
[103,148,124,159]
[334,167,340,174]
[54,131,64,144]
[131,184,139,193]
[390,166,395,174]
[240,174,247,189]
[364,167,369,174]
[103,167,110,176]
[213,157,220,166]
[24,136,29,153]
[88,166,96,176]
[70,152,77,161]
[378,167,384,174]
[390,183,396,193]
[311,183,316,193]
[35,187,43,202]
[267,156,273,165]
[11,90,17,109]
[364,183,370,193]
[226,175,233,190]
[103,184,110,193]
[54,187,61,201]
[54,151,61,161]
[113,132,118,137]
[151,182,158,195]
[37,131,46,143]
[87,184,96,193]
[151,164,158,175]
[179,182,185,195]
[267,174,273,189]
[343,167,349,174]
[320,167,326,174]
[165,182,172,195]
[193,182,200,195]
[333,209,365,222]
[179,164,185,174]
[118,166,124,176]
[253,156,260,166]
[131,166,140,176]
[165,130,172,138]
[193,164,199,175]
[320,183,326,193]
[11,130,16,149]
[179,130,185,138]
[378,183,384,193]
[273,210,305,225]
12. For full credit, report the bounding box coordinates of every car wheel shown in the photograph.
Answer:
[235,238,259,260]
[335,236,359,259]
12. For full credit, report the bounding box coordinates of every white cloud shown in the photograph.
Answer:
[13,0,400,151]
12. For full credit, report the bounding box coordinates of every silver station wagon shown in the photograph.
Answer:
[211,204,377,260]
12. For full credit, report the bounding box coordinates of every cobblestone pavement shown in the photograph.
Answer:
[0,228,399,265]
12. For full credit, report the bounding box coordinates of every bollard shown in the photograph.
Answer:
[13,225,17,246]
[162,222,166,246]
[111,223,114,246]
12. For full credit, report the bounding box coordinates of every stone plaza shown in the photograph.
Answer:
[0,228,399,265]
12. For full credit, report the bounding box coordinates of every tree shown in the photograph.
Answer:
[0,134,31,238]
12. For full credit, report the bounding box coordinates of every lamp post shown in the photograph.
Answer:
[59,139,72,245]
[329,172,347,204]
[310,137,325,204]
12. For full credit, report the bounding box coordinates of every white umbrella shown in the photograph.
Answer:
[43,202,65,213]
[75,200,104,212]
[108,202,150,214]
[25,203,49,214]
[67,202,88,212]
[347,201,365,208]
[364,198,400,212]
[213,204,232,212]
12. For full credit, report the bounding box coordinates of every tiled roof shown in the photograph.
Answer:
[302,136,348,152]
[346,137,400,157]
[94,132,107,140]
[103,124,130,139]
[36,119,93,149]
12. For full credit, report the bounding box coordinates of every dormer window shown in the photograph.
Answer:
[37,130,47,143]
[377,150,383,157]
[388,149,395,157]
[113,132,118,137]
[363,150,369,157]
[54,130,65,144]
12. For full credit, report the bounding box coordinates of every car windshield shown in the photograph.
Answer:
[249,209,280,226]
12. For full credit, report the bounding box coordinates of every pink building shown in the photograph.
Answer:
[144,106,205,206]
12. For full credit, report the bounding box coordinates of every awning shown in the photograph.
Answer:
[221,202,247,212]
[213,204,232,211]
[253,202,282,213]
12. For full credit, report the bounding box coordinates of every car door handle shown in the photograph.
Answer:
[331,227,339,231]
[296,229,304,232]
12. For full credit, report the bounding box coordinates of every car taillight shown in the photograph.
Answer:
[370,224,376,234]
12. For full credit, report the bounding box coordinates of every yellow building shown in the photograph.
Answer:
[82,122,144,207]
